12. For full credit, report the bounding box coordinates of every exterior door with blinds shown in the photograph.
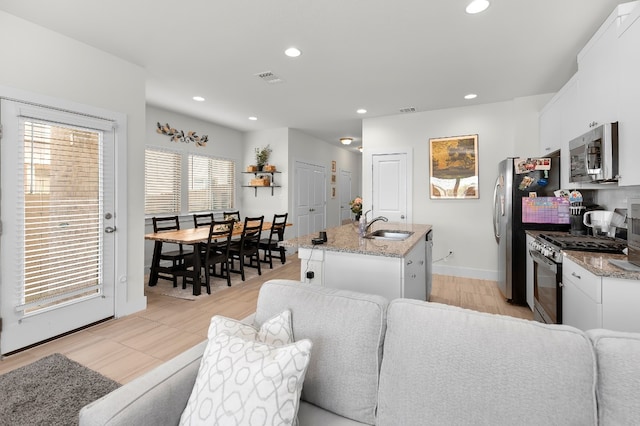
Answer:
[0,100,116,355]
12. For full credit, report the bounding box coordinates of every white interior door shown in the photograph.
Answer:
[0,100,116,355]
[295,161,326,237]
[339,169,352,224]
[372,153,408,223]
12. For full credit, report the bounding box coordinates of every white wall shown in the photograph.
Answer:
[143,105,245,268]
[363,95,551,280]
[0,11,147,315]
[288,129,362,233]
[243,128,290,222]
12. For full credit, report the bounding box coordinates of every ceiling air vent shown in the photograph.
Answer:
[399,107,417,113]
[255,71,283,84]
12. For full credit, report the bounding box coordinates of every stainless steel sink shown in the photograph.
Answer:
[364,229,414,241]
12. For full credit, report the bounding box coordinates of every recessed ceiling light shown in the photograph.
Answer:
[464,93,478,100]
[357,109,367,114]
[466,0,490,14]
[248,116,258,121]
[193,96,205,102]
[284,47,302,58]
[340,137,353,145]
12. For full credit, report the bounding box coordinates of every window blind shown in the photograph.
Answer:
[188,154,235,212]
[19,120,103,312]
[144,148,181,214]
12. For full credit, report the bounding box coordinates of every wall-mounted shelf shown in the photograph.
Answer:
[242,171,281,196]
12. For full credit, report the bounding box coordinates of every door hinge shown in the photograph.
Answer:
[0,123,3,140]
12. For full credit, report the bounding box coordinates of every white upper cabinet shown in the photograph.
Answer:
[539,74,578,188]
[539,93,563,155]
[617,5,640,186]
[576,9,621,133]
[538,1,640,187]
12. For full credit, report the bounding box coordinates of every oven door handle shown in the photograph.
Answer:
[529,249,558,273]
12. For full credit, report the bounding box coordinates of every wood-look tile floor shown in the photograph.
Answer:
[0,258,532,382]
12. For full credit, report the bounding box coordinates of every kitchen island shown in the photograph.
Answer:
[281,222,432,301]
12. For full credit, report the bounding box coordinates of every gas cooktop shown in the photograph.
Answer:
[537,233,627,254]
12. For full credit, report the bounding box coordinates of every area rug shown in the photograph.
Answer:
[145,259,289,300]
[0,353,120,425]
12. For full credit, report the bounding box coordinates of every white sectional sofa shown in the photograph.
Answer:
[80,279,640,425]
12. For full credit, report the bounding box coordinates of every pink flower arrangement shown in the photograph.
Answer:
[349,197,363,215]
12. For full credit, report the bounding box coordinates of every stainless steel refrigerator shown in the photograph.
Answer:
[492,155,568,305]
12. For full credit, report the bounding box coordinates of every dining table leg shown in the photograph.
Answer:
[148,241,162,286]
[191,243,202,296]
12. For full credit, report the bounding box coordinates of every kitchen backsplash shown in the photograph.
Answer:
[594,186,640,212]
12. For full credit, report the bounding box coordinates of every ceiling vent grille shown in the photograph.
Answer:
[255,71,284,84]
[399,107,417,113]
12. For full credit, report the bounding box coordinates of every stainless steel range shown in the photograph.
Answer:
[529,233,626,324]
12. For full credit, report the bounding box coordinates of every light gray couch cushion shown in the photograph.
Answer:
[588,329,640,425]
[254,280,388,425]
[377,300,597,426]
[298,401,370,425]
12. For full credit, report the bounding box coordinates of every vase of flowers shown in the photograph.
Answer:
[350,196,363,221]
[255,145,272,171]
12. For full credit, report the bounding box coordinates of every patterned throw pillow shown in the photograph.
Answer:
[207,310,294,346]
[179,311,311,425]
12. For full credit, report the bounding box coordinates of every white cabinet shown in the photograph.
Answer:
[617,6,640,186]
[538,75,578,188]
[539,94,563,155]
[300,239,428,301]
[562,256,640,332]
[525,234,534,311]
[562,259,602,331]
[576,9,620,133]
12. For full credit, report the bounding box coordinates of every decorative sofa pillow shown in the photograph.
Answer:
[180,311,311,425]
[207,310,294,346]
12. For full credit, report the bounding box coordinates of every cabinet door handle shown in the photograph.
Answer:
[571,272,581,279]
[406,260,413,265]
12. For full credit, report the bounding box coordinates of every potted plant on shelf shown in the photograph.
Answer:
[255,145,272,171]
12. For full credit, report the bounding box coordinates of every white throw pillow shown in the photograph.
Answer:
[207,310,294,346]
[179,333,312,425]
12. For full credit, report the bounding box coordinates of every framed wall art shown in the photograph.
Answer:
[429,134,479,199]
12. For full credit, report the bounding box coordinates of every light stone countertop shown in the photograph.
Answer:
[563,251,640,280]
[281,222,432,258]
[525,230,640,280]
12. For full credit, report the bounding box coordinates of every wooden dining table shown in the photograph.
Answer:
[145,221,286,295]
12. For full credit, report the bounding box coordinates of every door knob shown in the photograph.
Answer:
[105,226,116,233]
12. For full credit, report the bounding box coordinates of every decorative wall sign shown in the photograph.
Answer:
[429,134,479,199]
[156,122,208,147]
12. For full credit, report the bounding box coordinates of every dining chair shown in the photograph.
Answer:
[151,216,191,287]
[259,213,288,269]
[229,216,264,281]
[193,212,214,228]
[185,218,234,294]
[223,210,241,223]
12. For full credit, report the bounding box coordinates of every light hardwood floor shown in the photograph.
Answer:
[0,258,532,382]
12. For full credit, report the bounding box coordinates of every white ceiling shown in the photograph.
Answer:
[0,0,623,149]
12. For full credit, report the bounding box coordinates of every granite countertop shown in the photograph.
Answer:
[563,251,640,280]
[525,230,640,280]
[281,222,432,258]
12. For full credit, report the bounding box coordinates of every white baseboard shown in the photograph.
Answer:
[432,264,498,281]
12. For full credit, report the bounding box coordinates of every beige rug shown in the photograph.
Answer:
[145,259,287,300]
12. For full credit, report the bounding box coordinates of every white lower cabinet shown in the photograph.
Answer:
[298,240,428,301]
[563,257,640,332]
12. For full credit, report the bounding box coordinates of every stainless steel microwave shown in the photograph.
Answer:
[569,122,619,183]
[628,198,640,267]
